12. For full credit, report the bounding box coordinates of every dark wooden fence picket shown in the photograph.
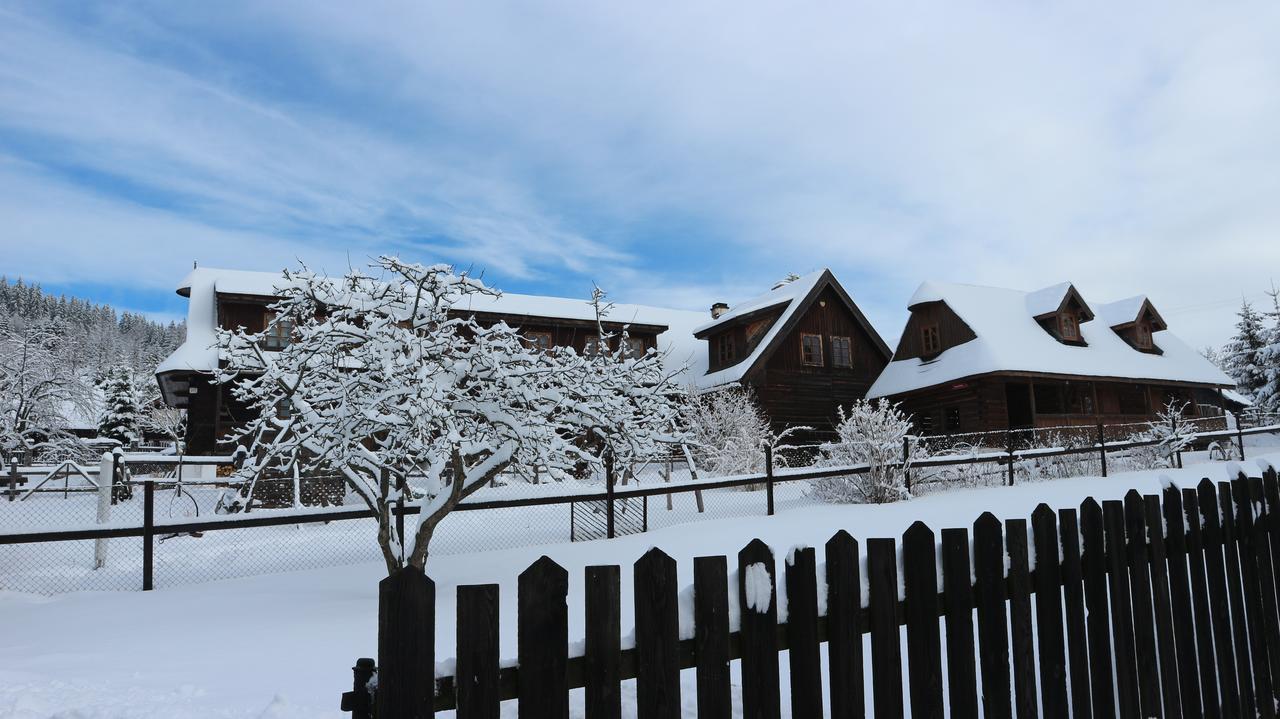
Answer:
[693,555,731,719]
[1217,480,1258,718]
[377,567,435,719]
[1102,499,1141,719]
[584,565,621,719]
[457,584,500,719]
[1057,507,1092,719]
[1161,486,1205,719]
[1143,494,1182,719]
[825,530,865,719]
[1080,498,1117,719]
[785,546,823,719]
[1122,491,1161,719]
[739,539,781,719]
[1032,505,1069,719]
[518,556,569,719]
[1231,478,1276,719]
[1196,479,1241,719]
[973,512,1013,719]
[867,537,905,719]
[1257,475,1280,682]
[635,548,680,719]
[1006,518,1038,719]
[902,522,943,719]
[941,527,979,719]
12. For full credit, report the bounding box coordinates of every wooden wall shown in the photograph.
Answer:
[893,301,977,361]
[704,308,784,373]
[749,287,889,436]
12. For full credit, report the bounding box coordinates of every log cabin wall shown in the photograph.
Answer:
[893,301,977,360]
[748,287,889,437]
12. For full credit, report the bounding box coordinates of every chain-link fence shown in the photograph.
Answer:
[5,422,1280,595]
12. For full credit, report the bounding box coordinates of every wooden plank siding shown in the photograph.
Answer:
[748,287,889,436]
[893,301,977,361]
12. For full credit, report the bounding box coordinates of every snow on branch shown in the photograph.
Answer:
[215,257,685,573]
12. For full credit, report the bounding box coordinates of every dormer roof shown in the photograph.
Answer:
[1095,295,1167,331]
[1024,282,1095,322]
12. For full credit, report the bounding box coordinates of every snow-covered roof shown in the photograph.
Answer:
[1022,281,1075,318]
[157,268,707,382]
[693,271,828,390]
[868,281,1233,398]
[1222,388,1253,407]
[1094,295,1154,328]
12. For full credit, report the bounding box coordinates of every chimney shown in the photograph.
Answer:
[710,302,730,319]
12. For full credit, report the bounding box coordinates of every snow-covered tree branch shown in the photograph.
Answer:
[215,257,685,574]
[0,323,92,461]
[813,399,921,504]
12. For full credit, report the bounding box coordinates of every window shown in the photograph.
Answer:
[1060,313,1079,340]
[831,336,852,368]
[918,413,934,434]
[526,331,553,352]
[1034,383,1065,414]
[1135,321,1153,349]
[801,334,823,366]
[945,407,961,431]
[623,337,646,358]
[263,313,293,351]
[717,335,736,365]
[583,336,606,356]
[921,324,941,355]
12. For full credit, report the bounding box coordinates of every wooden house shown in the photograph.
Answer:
[156,268,705,455]
[692,270,891,436]
[866,281,1235,436]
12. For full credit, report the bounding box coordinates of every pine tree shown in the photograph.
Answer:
[1254,287,1280,411]
[98,365,142,445]
[1223,299,1269,397]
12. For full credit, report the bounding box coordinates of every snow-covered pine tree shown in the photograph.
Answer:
[216,257,686,574]
[97,365,142,446]
[1253,286,1280,411]
[1222,299,1269,398]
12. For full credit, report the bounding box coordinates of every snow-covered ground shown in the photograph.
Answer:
[3,452,1279,718]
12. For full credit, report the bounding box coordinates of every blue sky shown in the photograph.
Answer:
[2,1,1280,348]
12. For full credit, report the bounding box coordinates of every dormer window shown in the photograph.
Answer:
[921,324,941,355]
[717,334,736,365]
[1134,321,1153,349]
[1060,313,1079,341]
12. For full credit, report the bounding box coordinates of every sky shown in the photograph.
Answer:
[1,1,1279,350]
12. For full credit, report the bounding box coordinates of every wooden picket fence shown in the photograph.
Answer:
[345,468,1280,719]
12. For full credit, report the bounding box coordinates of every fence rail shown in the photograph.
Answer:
[349,465,1280,718]
[3,423,1280,594]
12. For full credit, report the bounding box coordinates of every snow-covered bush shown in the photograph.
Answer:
[1018,430,1100,482]
[1122,401,1197,471]
[812,399,922,504]
[216,257,685,574]
[681,385,799,479]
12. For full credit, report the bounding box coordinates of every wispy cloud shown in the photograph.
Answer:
[1,1,1278,346]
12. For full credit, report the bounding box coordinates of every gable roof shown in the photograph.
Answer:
[158,267,708,389]
[694,269,890,390]
[868,281,1232,398]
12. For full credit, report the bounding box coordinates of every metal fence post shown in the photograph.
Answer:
[1238,424,1247,461]
[6,458,18,501]
[1098,423,1108,478]
[605,454,616,539]
[902,436,911,494]
[1006,432,1015,486]
[1171,414,1183,468]
[765,444,775,516]
[142,479,154,591]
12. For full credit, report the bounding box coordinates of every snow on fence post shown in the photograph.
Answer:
[1097,423,1108,478]
[765,444,775,516]
[93,451,114,569]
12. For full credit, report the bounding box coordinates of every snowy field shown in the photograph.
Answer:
[4,452,1280,718]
